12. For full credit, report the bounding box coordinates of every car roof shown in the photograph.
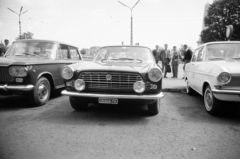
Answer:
[196,41,240,50]
[13,39,79,48]
[100,45,151,49]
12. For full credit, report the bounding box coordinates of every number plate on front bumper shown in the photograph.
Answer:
[98,98,118,104]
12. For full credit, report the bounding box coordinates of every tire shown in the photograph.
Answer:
[69,97,89,111]
[204,86,221,115]
[186,79,195,95]
[147,99,160,115]
[30,77,51,106]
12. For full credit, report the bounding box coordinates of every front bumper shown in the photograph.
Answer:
[61,90,164,100]
[0,84,34,91]
[212,89,240,102]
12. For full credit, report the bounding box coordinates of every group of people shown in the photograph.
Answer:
[152,44,192,78]
[0,39,10,57]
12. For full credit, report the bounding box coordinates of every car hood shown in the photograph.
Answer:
[0,57,56,66]
[214,60,240,74]
[73,61,155,73]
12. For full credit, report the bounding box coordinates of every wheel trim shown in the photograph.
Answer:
[38,82,49,101]
[204,89,213,111]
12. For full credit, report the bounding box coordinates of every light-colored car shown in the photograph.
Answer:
[185,41,240,115]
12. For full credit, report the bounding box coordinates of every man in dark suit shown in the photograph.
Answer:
[152,45,160,64]
[182,44,193,78]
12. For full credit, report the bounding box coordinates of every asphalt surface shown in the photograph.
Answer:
[0,92,240,159]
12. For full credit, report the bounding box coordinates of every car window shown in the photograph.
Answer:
[58,44,70,59]
[197,47,204,61]
[69,46,81,60]
[191,49,199,62]
[95,46,153,62]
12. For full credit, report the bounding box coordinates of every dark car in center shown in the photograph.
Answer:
[61,45,164,115]
[0,39,82,106]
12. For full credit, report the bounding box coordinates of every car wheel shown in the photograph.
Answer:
[147,99,160,115]
[69,97,89,111]
[186,79,195,95]
[31,77,51,106]
[204,86,221,115]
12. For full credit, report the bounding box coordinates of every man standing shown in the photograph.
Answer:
[182,44,192,78]
[152,45,160,64]
[160,44,171,78]
[171,46,180,78]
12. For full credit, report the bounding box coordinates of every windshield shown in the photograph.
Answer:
[94,46,153,63]
[6,42,57,59]
[206,43,240,60]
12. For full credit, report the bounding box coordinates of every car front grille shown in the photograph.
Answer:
[226,75,240,87]
[79,72,150,92]
[0,68,14,82]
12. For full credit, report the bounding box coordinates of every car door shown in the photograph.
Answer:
[193,47,205,92]
[186,48,199,90]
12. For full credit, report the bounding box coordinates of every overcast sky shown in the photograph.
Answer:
[0,0,212,49]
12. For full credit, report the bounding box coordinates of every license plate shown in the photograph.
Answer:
[98,98,118,104]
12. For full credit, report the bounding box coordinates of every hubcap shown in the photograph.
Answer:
[204,89,213,111]
[38,82,49,100]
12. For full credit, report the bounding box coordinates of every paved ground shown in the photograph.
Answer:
[0,92,239,159]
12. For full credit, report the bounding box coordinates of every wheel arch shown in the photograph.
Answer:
[202,81,210,96]
[37,72,55,91]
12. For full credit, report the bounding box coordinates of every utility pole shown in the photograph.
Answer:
[118,0,140,45]
[8,6,28,38]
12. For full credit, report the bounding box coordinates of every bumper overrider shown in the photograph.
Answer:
[61,90,164,100]
[0,84,34,92]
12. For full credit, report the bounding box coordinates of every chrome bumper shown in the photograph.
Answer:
[212,89,240,95]
[61,90,164,100]
[0,84,34,91]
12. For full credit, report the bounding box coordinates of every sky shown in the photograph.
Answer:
[0,0,213,50]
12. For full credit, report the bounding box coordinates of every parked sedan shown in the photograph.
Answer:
[0,39,82,106]
[61,45,164,115]
[185,41,240,115]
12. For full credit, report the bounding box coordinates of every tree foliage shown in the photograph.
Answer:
[16,31,34,40]
[200,0,240,43]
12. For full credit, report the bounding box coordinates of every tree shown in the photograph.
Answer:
[16,31,34,40]
[200,0,240,43]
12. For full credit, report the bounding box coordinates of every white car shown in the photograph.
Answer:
[185,41,240,115]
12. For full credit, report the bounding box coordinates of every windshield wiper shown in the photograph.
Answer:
[21,52,40,57]
[117,58,142,62]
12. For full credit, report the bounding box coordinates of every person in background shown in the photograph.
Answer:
[171,46,180,78]
[152,45,160,64]
[0,42,5,57]
[160,44,171,78]
[182,44,193,79]
[4,39,10,51]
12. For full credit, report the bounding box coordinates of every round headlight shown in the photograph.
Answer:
[218,72,231,84]
[133,81,145,93]
[62,66,74,80]
[148,68,162,82]
[9,66,28,77]
[74,79,85,91]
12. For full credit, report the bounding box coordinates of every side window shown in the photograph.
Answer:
[191,49,199,62]
[197,47,204,61]
[69,46,81,60]
[59,44,70,59]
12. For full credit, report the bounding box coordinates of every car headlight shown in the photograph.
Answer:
[148,68,162,82]
[218,72,231,84]
[74,79,85,91]
[9,66,28,77]
[62,66,74,80]
[133,81,145,93]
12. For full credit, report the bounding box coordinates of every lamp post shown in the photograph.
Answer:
[8,6,28,38]
[118,0,140,45]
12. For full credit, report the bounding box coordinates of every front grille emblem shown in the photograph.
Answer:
[106,74,112,81]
